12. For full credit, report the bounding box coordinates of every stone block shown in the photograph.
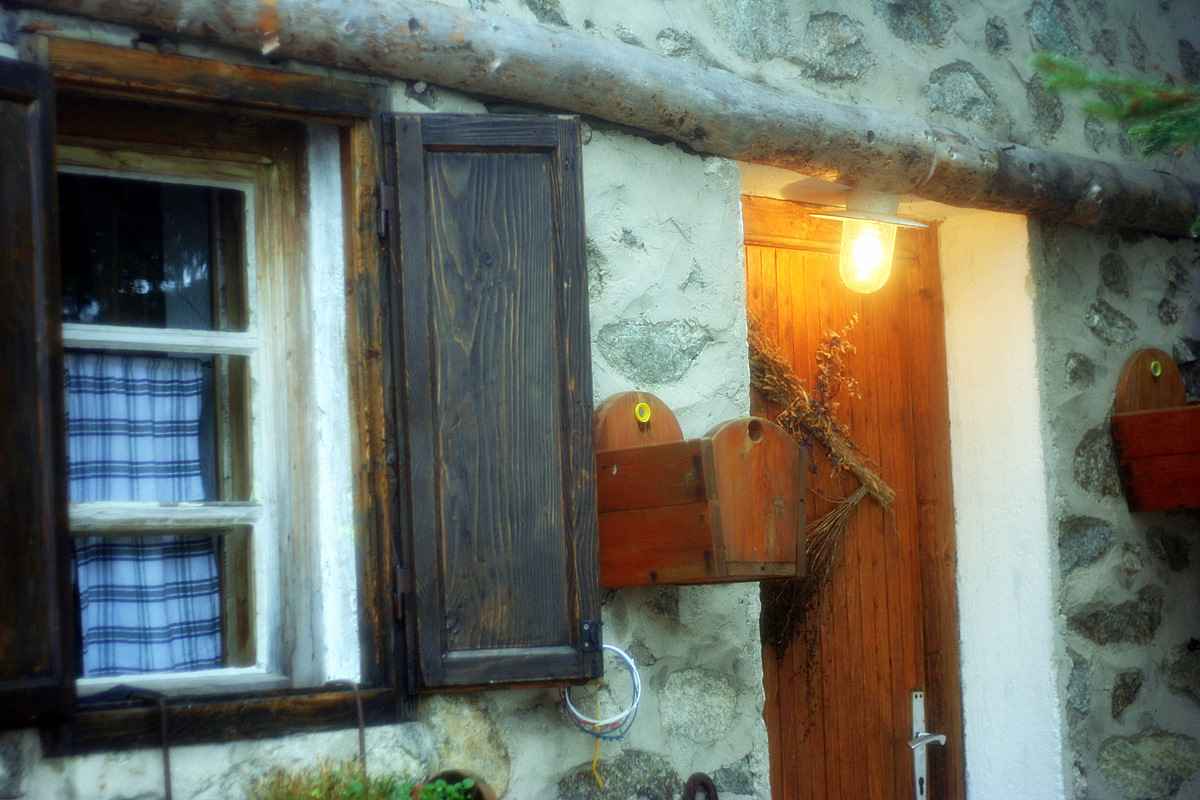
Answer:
[1073,426,1122,499]
[523,0,567,27]
[1067,649,1090,728]
[1084,300,1137,346]
[596,320,713,384]
[872,0,956,46]
[1163,642,1200,707]
[1068,585,1164,645]
[1092,29,1119,66]
[1112,669,1143,719]
[1181,39,1200,85]
[790,13,872,83]
[660,668,738,744]
[1066,352,1096,390]
[1026,77,1063,140]
[985,16,1010,54]
[1059,515,1114,574]
[1099,731,1200,799]
[703,0,790,62]
[557,749,679,800]
[421,696,509,797]
[1026,0,1079,57]
[926,62,998,125]
[1147,528,1190,572]
[1100,252,1129,296]
[714,757,754,795]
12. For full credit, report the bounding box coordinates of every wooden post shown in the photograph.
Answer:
[15,0,1200,237]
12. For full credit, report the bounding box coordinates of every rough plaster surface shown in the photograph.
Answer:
[7,0,1200,798]
[940,210,1067,800]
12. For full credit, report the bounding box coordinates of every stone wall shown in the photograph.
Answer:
[1033,221,1200,800]
[4,0,1200,797]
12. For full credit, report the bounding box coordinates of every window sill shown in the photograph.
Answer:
[77,668,291,699]
[42,684,414,756]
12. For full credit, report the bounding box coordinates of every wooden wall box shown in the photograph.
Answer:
[594,392,806,587]
[1110,349,1200,512]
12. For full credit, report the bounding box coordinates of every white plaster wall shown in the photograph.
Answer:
[937,210,1066,800]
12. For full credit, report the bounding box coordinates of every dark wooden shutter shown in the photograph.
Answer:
[0,59,75,724]
[388,114,601,687]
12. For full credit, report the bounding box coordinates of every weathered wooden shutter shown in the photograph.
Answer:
[387,114,601,687]
[0,59,75,723]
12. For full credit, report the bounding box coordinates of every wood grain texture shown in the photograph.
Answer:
[593,391,684,449]
[46,37,383,120]
[1111,406,1200,511]
[0,58,76,726]
[704,418,805,569]
[38,47,417,749]
[595,440,706,513]
[595,417,804,587]
[16,0,1200,235]
[392,114,600,688]
[746,196,963,800]
[1114,349,1186,413]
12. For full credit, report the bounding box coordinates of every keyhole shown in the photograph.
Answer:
[919,776,925,797]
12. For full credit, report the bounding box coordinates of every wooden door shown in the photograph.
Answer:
[744,196,964,800]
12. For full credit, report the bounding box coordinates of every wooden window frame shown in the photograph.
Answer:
[6,32,602,754]
[61,155,271,687]
[19,36,413,755]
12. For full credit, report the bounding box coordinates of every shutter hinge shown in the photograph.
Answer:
[377,183,395,242]
[394,566,412,623]
[580,620,602,652]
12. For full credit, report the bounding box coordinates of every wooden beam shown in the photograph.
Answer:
[13,0,1200,235]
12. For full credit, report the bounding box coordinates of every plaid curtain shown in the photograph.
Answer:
[66,353,223,677]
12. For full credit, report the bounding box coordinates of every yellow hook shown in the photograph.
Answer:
[1150,360,1163,378]
[634,402,652,424]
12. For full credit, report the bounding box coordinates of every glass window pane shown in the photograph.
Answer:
[74,534,224,677]
[59,174,245,330]
[64,351,219,502]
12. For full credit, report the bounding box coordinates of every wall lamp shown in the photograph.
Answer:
[812,190,928,294]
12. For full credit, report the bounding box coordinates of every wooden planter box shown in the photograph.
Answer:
[1110,349,1200,512]
[594,392,806,587]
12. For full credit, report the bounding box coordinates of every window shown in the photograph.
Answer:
[1,43,600,751]
[60,161,266,690]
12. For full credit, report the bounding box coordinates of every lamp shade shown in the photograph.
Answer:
[812,202,928,294]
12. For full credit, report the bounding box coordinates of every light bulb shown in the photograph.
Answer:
[839,219,896,294]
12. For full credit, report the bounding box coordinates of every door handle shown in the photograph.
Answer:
[911,692,946,800]
[909,732,947,749]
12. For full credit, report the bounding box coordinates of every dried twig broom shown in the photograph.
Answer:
[750,314,894,659]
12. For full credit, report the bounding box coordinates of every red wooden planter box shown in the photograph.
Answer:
[1110,348,1200,512]
[1111,405,1200,512]
[593,392,806,587]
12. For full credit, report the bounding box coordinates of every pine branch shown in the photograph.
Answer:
[1033,52,1200,237]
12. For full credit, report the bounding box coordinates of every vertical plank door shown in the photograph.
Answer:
[745,196,964,800]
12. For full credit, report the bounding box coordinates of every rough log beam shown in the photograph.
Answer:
[11,0,1200,236]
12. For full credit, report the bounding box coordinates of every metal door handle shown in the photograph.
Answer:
[909,732,947,750]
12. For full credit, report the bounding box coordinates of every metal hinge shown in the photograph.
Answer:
[580,619,602,652]
[377,183,395,242]
[394,566,412,623]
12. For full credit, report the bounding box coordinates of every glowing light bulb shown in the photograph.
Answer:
[838,220,896,294]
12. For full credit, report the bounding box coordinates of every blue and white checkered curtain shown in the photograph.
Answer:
[66,353,223,677]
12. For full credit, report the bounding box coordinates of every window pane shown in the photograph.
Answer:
[74,534,223,677]
[64,351,219,502]
[58,174,245,330]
